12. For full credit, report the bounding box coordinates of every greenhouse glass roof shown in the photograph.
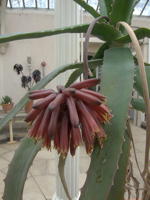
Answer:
[6,0,150,16]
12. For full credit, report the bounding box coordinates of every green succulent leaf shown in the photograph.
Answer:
[110,0,140,25]
[65,69,83,88]
[134,66,150,97]
[93,42,110,59]
[116,27,150,43]
[80,47,135,200]
[131,98,145,112]
[3,137,42,200]
[99,0,113,17]
[65,59,103,87]
[108,131,130,200]
[73,0,100,18]
[0,59,101,131]
[0,23,120,44]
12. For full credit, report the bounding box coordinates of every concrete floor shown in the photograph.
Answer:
[0,125,147,200]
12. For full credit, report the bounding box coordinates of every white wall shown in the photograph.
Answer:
[1,9,56,103]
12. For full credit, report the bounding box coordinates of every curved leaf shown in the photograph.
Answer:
[116,27,150,43]
[134,66,150,97]
[107,131,130,200]
[0,23,120,44]
[110,0,139,25]
[3,137,42,200]
[73,0,100,18]
[99,0,113,17]
[65,68,82,88]
[65,58,103,87]
[0,59,101,131]
[131,98,145,112]
[93,42,110,59]
[80,47,135,200]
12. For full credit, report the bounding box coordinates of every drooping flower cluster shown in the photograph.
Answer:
[25,78,112,156]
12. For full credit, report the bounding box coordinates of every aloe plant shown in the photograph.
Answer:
[1,0,150,200]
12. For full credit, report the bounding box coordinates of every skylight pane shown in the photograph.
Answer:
[6,0,150,16]
[11,0,23,8]
[7,0,11,7]
[142,2,150,16]
[133,0,148,15]
[37,0,47,8]
[25,0,35,7]
[88,0,98,9]
[49,0,55,9]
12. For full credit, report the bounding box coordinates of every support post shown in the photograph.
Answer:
[53,1,81,200]
[8,120,16,144]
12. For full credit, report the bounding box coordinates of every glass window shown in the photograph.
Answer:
[25,0,36,8]
[6,0,150,16]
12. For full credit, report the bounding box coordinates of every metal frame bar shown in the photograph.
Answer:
[35,0,37,8]
[140,0,149,15]
[9,0,12,8]
[22,0,25,8]
[48,0,50,9]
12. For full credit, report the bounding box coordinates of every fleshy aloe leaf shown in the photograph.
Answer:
[93,42,110,59]
[0,60,101,131]
[110,0,140,25]
[131,98,145,112]
[134,66,150,97]
[116,28,150,43]
[99,0,113,17]
[80,47,135,200]
[3,137,42,200]
[107,131,130,200]
[65,59,102,87]
[0,23,120,44]
[73,0,100,18]
[65,69,82,88]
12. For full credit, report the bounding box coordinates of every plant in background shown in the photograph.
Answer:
[0,96,12,105]
[14,64,41,90]
[0,96,13,113]
[0,0,150,200]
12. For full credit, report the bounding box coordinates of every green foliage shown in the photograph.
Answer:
[99,0,113,17]
[3,138,42,200]
[0,23,120,44]
[80,48,135,200]
[65,59,102,87]
[0,60,101,131]
[0,96,12,104]
[116,27,150,43]
[73,0,100,18]
[65,69,83,88]
[134,66,150,97]
[93,42,110,59]
[131,98,145,112]
[107,131,130,200]
[110,0,140,25]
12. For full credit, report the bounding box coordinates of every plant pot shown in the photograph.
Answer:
[2,103,14,113]
[25,100,33,113]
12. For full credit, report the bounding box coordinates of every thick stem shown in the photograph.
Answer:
[117,21,150,200]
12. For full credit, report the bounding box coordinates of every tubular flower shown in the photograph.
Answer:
[25,78,112,156]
